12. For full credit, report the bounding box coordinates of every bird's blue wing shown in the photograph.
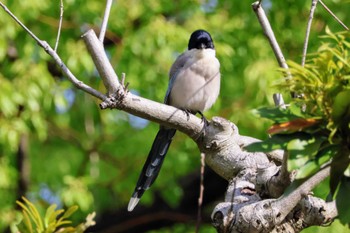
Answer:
[164,52,189,104]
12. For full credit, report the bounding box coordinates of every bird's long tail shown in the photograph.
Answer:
[128,127,177,211]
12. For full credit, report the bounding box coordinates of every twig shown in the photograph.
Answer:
[0,2,106,100]
[273,93,286,109]
[252,2,290,73]
[196,153,206,233]
[302,0,318,67]
[319,0,349,31]
[54,0,64,52]
[99,0,113,43]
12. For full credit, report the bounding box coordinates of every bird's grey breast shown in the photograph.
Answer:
[168,49,220,112]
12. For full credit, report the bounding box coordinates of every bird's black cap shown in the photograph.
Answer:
[188,29,214,50]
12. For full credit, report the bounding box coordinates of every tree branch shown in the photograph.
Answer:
[54,0,64,52]
[212,166,335,233]
[273,166,330,222]
[82,30,120,95]
[319,0,349,31]
[302,0,318,67]
[99,0,113,43]
[252,1,290,72]
[195,152,206,233]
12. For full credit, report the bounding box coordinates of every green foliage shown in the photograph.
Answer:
[13,197,95,233]
[246,29,350,226]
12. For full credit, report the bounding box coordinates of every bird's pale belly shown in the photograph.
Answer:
[169,67,220,112]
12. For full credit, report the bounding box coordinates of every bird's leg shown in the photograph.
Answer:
[183,109,192,121]
[197,111,209,126]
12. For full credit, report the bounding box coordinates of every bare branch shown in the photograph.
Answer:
[82,30,120,95]
[54,0,64,52]
[273,93,286,109]
[319,0,349,31]
[300,197,338,228]
[252,1,290,73]
[100,93,205,140]
[196,152,206,233]
[212,166,333,232]
[302,0,318,67]
[99,0,113,43]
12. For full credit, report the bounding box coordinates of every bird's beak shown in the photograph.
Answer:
[200,43,206,49]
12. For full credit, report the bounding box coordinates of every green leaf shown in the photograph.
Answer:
[61,205,78,220]
[330,146,350,196]
[252,103,306,124]
[287,133,325,160]
[296,145,335,179]
[56,220,73,228]
[22,211,33,233]
[44,204,57,228]
[16,199,38,230]
[22,197,44,232]
[244,134,290,153]
[245,132,325,163]
[332,90,350,123]
[336,176,350,226]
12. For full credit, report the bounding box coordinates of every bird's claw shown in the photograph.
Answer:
[183,109,191,121]
[198,111,209,126]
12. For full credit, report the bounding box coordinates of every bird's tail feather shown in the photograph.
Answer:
[128,128,176,211]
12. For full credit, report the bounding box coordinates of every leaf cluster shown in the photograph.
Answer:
[13,197,95,233]
[246,29,350,225]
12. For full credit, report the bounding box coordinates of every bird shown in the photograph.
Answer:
[128,29,221,212]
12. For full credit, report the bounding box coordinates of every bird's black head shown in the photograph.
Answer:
[188,29,214,50]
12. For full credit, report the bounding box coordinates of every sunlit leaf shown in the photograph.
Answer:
[332,90,350,123]
[244,134,289,153]
[336,177,350,226]
[61,205,78,220]
[268,118,320,134]
[22,211,33,233]
[44,204,57,228]
[296,145,335,179]
[22,197,44,231]
[330,146,350,196]
[252,103,307,124]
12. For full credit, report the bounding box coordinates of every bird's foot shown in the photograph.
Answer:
[183,109,192,121]
[198,111,209,126]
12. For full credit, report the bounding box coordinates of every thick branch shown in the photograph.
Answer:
[212,166,336,233]
[101,93,204,140]
[82,30,120,95]
[273,166,330,222]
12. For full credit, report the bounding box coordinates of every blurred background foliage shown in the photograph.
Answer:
[0,0,349,232]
